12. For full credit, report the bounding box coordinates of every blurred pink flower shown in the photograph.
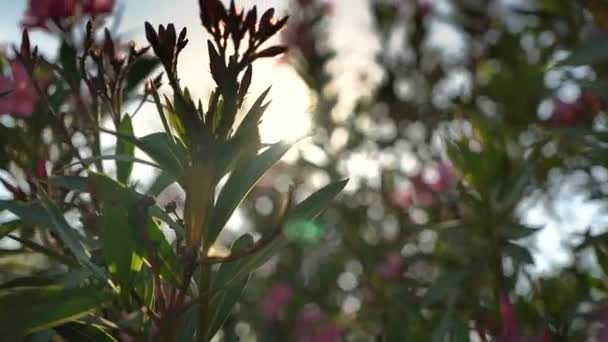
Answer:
[83,0,115,15]
[23,0,114,28]
[390,189,412,210]
[499,293,518,336]
[392,161,458,210]
[295,305,324,337]
[23,0,78,28]
[477,294,552,342]
[379,252,404,281]
[295,306,342,342]
[427,162,457,192]
[259,283,294,321]
[282,22,318,58]
[309,323,342,342]
[418,0,434,17]
[0,61,41,117]
[550,100,580,127]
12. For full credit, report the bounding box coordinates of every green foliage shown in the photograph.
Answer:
[0,285,111,337]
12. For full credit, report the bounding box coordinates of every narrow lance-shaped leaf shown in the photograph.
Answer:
[0,285,111,336]
[556,36,608,66]
[55,322,117,342]
[100,129,187,181]
[37,191,109,283]
[211,179,348,290]
[208,140,295,244]
[117,115,135,184]
[205,234,254,340]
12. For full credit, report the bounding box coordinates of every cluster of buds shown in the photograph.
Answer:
[391,161,458,210]
[144,0,289,151]
[549,90,605,128]
[84,22,151,124]
[200,0,288,69]
[144,23,188,87]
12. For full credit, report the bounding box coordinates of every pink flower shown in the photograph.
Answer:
[282,22,318,58]
[295,306,342,342]
[309,323,342,342]
[418,0,434,17]
[379,252,404,281]
[427,162,456,192]
[477,294,552,342]
[550,100,580,127]
[499,293,518,336]
[22,0,114,28]
[22,0,78,28]
[0,61,40,117]
[83,0,115,15]
[295,305,324,337]
[390,189,412,210]
[259,283,294,321]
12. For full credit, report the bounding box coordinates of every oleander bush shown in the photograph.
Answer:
[3,0,608,341]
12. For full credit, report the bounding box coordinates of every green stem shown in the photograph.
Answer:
[198,262,212,342]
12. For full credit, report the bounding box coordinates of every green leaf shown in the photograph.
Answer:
[0,285,110,336]
[0,276,55,290]
[0,269,92,290]
[149,205,184,238]
[146,171,176,196]
[0,200,53,228]
[0,221,20,240]
[147,218,183,286]
[505,243,535,265]
[116,115,135,184]
[208,141,294,244]
[37,191,109,283]
[125,57,160,94]
[99,206,143,286]
[498,223,541,240]
[289,179,349,220]
[0,199,101,279]
[100,129,187,180]
[209,180,347,290]
[176,305,198,342]
[55,322,117,342]
[47,176,88,192]
[138,133,187,179]
[90,173,181,286]
[206,234,254,340]
[61,154,162,172]
[59,43,79,85]
[7,234,78,267]
[423,267,478,306]
[150,82,176,143]
[557,36,608,66]
[451,320,471,342]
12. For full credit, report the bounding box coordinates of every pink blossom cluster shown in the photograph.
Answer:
[23,0,115,29]
[391,161,457,210]
[378,252,405,281]
[294,305,342,342]
[549,90,604,127]
[259,283,294,321]
[0,62,41,117]
[476,294,551,342]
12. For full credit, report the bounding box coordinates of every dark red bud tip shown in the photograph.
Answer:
[20,29,31,57]
[36,159,48,180]
[144,22,159,48]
